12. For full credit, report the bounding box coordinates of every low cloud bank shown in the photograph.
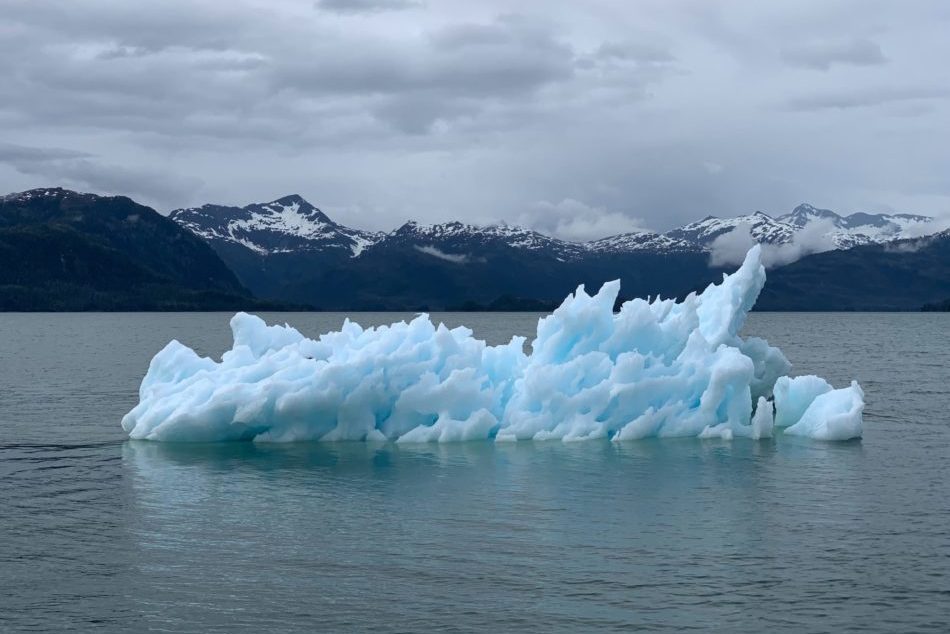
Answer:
[516,199,646,242]
[898,216,950,239]
[414,245,471,263]
[709,219,837,268]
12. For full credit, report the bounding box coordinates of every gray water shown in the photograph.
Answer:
[1,312,948,632]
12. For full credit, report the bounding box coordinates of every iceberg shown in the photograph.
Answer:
[121,246,864,443]
[774,375,865,441]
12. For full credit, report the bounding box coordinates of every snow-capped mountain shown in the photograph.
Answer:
[776,203,932,247]
[169,196,707,261]
[667,211,796,246]
[169,194,381,257]
[669,204,934,250]
[585,231,701,253]
[383,220,708,259]
[777,203,844,228]
[385,220,588,261]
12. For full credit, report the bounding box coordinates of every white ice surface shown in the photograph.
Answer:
[775,375,864,441]
[121,246,863,443]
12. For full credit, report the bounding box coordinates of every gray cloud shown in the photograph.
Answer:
[1,7,582,148]
[316,0,420,14]
[781,38,887,70]
[595,41,675,64]
[0,143,92,163]
[515,199,645,242]
[0,142,201,209]
[0,0,948,234]
[786,86,950,111]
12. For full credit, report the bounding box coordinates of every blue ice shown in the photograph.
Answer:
[122,247,863,442]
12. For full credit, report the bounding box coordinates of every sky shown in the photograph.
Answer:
[1,0,949,239]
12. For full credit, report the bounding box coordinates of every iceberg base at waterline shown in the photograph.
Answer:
[121,246,864,443]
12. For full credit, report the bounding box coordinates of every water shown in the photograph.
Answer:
[1,312,948,632]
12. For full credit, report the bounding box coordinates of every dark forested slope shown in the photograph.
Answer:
[0,188,271,310]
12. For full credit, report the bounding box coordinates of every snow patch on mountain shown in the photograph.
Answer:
[227,200,335,244]
[669,211,797,246]
[585,232,701,253]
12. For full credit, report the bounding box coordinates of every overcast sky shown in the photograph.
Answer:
[1,0,949,238]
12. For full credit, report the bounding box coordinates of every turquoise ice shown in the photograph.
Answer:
[122,246,863,442]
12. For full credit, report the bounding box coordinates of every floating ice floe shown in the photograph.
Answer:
[122,246,864,443]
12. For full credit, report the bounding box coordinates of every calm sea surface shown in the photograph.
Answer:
[1,312,948,632]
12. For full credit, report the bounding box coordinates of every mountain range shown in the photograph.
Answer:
[1,187,947,311]
[168,194,944,309]
[668,204,932,249]
[171,196,932,259]
[169,195,718,309]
